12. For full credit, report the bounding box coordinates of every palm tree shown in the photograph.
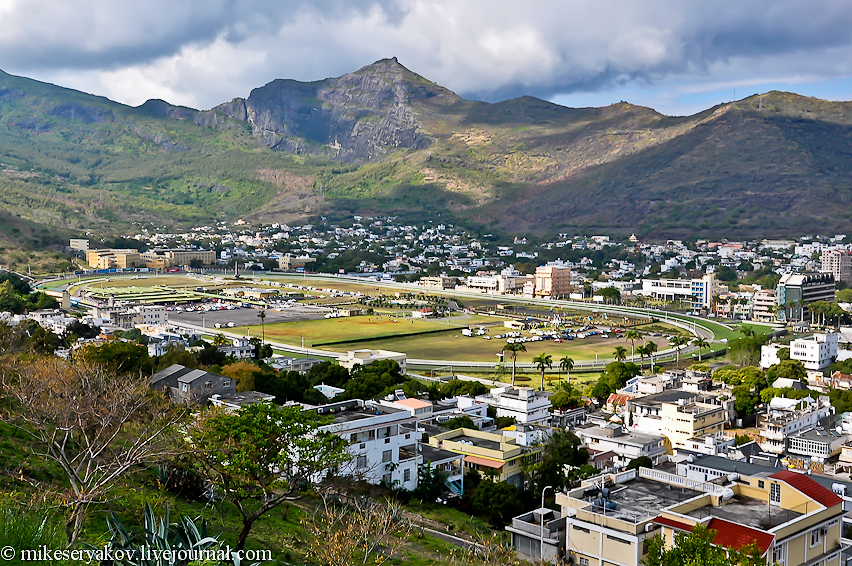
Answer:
[502,343,527,386]
[624,329,642,362]
[613,345,628,362]
[692,337,710,361]
[533,352,553,392]
[669,335,690,368]
[212,333,230,346]
[643,341,659,373]
[559,356,575,382]
[257,309,267,344]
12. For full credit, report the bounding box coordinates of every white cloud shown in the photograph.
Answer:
[4,0,852,113]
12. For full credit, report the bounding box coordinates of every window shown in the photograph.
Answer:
[770,482,781,505]
[223,380,231,387]
[404,469,411,482]
[382,450,392,463]
[757,480,765,489]
[350,433,357,443]
[810,528,821,547]
[772,544,785,565]
[356,455,367,469]
[579,558,590,566]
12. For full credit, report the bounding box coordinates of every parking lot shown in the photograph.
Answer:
[171,304,327,328]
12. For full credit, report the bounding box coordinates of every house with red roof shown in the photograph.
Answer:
[553,464,844,566]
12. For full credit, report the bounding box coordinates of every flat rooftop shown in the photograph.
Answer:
[572,477,702,524]
[685,494,802,531]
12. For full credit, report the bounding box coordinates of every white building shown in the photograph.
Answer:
[315,399,420,491]
[790,332,839,371]
[216,337,255,359]
[822,249,852,285]
[639,274,726,310]
[473,386,553,425]
[575,424,666,466]
[338,349,407,373]
[759,396,832,454]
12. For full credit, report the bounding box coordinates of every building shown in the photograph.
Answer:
[86,248,141,269]
[640,274,727,310]
[150,364,235,405]
[278,255,316,272]
[751,289,777,322]
[758,396,832,454]
[314,399,420,491]
[790,333,839,371]
[420,276,456,290]
[419,444,465,496]
[209,391,276,412]
[660,399,727,452]
[338,349,407,373]
[786,427,848,462]
[777,272,836,322]
[471,386,552,425]
[506,508,567,564]
[93,305,168,330]
[140,249,215,268]
[821,250,852,285]
[69,238,89,251]
[220,287,279,300]
[267,357,325,373]
[657,468,844,566]
[533,264,572,299]
[428,427,541,487]
[216,337,255,359]
[574,424,667,467]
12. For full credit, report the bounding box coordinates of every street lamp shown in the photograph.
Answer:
[541,485,553,564]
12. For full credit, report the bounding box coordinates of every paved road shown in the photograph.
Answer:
[170,304,326,328]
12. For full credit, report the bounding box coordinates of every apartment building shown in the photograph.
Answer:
[821,250,852,285]
[315,399,420,491]
[533,264,572,299]
[758,397,832,454]
[751,289,778,322]
[639,274,726,310]
[428,427,542,488]
[777,272,836,322]
[660,399,727,452]
[786,428,849,462]
[791,333,839,371]
[472,386,553,425]
[420,276,457,290]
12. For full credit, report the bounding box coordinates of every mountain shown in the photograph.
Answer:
[1,60,852,244]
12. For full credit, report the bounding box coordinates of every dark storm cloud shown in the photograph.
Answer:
[4,0,852,110]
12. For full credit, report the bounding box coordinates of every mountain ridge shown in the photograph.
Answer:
[1,59,852,246]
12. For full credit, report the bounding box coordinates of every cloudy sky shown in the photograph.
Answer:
[3,0,852,116]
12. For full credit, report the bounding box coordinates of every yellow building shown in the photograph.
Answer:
[140,249,215,268]
[428,428,541,487]
[278,255,316,271]
[86,249,140,269]
[661,400,727,452]
[557,466,844,566]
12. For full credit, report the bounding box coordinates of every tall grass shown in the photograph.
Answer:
[0,505,70,564]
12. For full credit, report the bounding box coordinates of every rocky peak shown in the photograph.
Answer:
[214,58,458,161]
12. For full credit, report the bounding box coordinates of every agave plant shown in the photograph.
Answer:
[98,503,219,566]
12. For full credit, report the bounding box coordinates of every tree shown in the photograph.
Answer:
[669,335,690,368]
[191,402,350,550]
[525,429,588,499]
[76,341,154,375]
[413,464,449,502]
[627,456,653,470]
[642,341,659,372]
[470,479,523,526]
[642,523,765,566]
[532,352,553,391]
[739,325,757,338]
[613,345,628,362]
[444,415,477,430]
[0,358,184,544]
[502,342,527,387]
[624,329,642,362]
[257,309,266,344]
[689,337,710,363]
[559,355,574,382]
[778,347,791,361]
[303,493,414,566]
[212,333,231,346]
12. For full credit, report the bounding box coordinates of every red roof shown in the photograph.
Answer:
[706,518,774,555]
[769,469,843,508]
[654,516,774,555]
